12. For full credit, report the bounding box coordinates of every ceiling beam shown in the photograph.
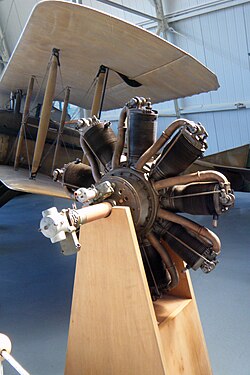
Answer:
[95,0,160,22]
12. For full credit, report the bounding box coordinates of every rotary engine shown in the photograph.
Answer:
[49,97,235,299]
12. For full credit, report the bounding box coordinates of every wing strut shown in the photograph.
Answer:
[14,75,35,170]
[51,86,71,174]
[30,48,60,178]
[91,65,109,118]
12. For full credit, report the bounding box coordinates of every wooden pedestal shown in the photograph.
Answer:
[65,207,212,375]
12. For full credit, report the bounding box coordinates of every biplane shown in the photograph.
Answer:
[0,0,237,295]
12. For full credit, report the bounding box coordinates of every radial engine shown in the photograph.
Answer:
[41,97,235,299]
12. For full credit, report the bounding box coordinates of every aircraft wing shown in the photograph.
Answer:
[190,144,250,192]
[0,0,219,111]
[0,165,69,201]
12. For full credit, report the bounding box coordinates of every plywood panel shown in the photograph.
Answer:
[158,300,212,375]
[154,242,212,375]
[65,206,212,375]
[65,206,167,375]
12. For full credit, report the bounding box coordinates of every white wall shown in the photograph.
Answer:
[161,0,250,153]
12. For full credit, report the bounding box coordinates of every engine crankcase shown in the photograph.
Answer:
[101,167,158,236]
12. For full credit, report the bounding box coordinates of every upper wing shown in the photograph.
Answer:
[0,0,219,111]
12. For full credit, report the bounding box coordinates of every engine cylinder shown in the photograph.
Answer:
[82,121,116,169]
[150,126,207,181]
[161,221,217,273]
[58,160,95,192]
[161,182,228,215]
[128,107,157,165]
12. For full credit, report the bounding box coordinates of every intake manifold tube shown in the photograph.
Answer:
[157,208,221,254]
[153,170,230,191]
[134,119,197,171]
[80,137,101,183]
[111,106,129,169]
[146,231,179,291]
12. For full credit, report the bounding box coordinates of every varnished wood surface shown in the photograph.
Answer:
[153,295,192,325]
[65,207,167,375]
[65,207,212,375]
[0,1,219,110]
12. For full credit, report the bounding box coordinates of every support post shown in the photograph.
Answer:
[30,48,59,178]
[91,65,108,118]
[65,207,212,375]
[14,75,34,170]
[154,0,181,118]
[51,86,70,174]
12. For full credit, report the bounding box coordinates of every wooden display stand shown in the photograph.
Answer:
[65,207,212,375]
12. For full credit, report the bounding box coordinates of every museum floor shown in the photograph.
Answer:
[0,192,249,374]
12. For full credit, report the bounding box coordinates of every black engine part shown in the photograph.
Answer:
[127,104,157,165]
[160,182,233,215]
[53,159,95,193]
[101,167,158,236]
[140,240,171,299]
[150,125,207,181]
[160,221,218,273]
[78,117,117,169]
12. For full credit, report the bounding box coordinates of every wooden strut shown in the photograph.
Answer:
[91,66,108,118]
[14,75,35,170]
[51,86,71,174]
[30,48,59,178]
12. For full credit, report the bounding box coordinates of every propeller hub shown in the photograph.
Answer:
[101,167,158,236]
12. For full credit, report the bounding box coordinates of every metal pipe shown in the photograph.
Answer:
[14,76,35,170]
[157,208,221,254]
[154,170,230,191]
[95,0,160,21]
[30,48,59,178]
[91,66,107,118]
[135,118,192,171]
[111,106,128,169]
[0,351,30,375]
[146,231,179,290]
[51,86,70,174]
[79,137,101,182]
[77,202,112,224]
